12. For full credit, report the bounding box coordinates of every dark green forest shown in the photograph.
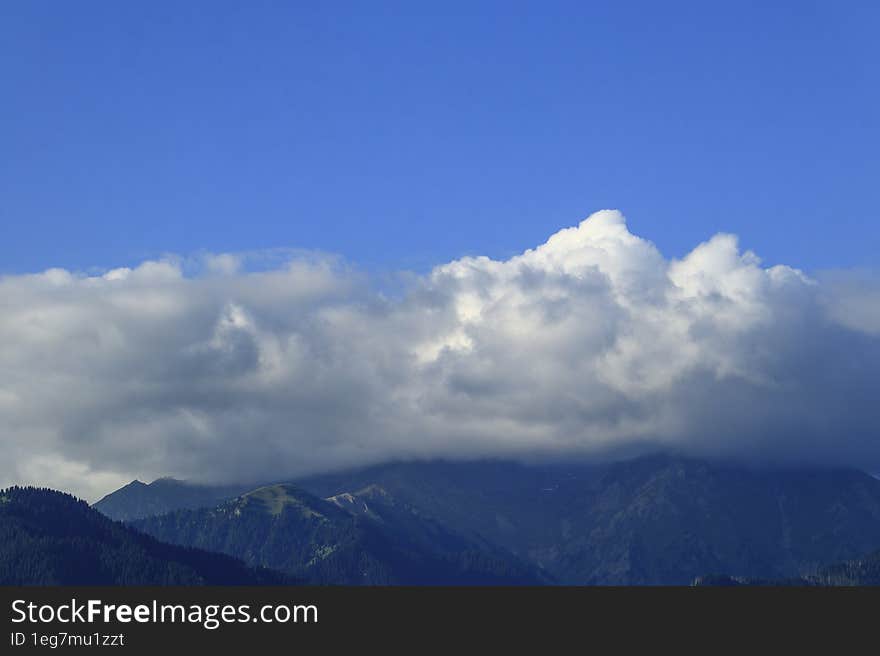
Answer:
[696,550,880,586]
[0,486,293,585]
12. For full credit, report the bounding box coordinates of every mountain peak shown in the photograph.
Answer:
[93,478,251,522]
[239,484,328,518]
[325,485,392,520]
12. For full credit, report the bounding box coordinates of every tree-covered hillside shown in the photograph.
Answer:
[295,455,880,584]
[0,486,293,585]
[696,549,880,586]
[133,483,546,585]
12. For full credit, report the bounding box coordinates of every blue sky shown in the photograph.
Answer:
[2,1,878,275]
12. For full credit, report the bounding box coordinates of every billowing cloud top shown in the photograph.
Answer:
[2,210,879,499]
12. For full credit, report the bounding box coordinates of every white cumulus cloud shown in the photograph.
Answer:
[1,210,879,500]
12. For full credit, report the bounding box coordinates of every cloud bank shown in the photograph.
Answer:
[2,210,879,500]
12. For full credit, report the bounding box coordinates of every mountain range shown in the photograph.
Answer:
[92,454,880,585]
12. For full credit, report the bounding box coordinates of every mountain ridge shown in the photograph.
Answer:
[132,482,546,585]
[93,477,252,522]
[293,455,880,584]
[94,454,880,585]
